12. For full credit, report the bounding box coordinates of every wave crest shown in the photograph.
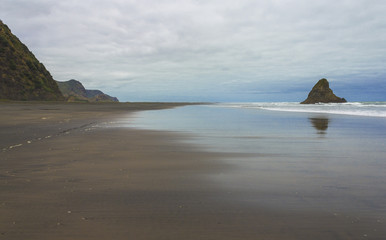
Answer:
[218,102,386,118]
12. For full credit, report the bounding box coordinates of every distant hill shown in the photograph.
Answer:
[0,20,64,101]
[56,79,119,102]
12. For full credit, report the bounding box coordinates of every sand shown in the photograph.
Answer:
[0,102,384,240]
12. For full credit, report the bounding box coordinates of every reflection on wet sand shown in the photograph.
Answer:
[309,116,329,134]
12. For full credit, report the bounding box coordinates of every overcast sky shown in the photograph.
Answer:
[1,0,386,101]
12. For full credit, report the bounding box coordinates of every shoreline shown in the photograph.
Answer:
[1,102,384,239]
[0,102,203,151]
[0,102,229,240]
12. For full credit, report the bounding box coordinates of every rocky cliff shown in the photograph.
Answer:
[56,79,118,102]
[301,78,347,104]
[0,20,64,101]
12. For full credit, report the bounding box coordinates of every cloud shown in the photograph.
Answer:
[1,0,386,101]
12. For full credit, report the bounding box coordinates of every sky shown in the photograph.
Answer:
[1,0,386,102]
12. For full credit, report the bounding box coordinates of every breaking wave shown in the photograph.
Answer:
[217,102,386,118]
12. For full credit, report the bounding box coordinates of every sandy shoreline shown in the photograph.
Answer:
[0,102,231,240]
[1,102,384,239]
[0,102,196,151]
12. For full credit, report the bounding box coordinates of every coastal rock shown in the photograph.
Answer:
[56,79,119,102]
[0,20,64,101]
[301,78,347,104]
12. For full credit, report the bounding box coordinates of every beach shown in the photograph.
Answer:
[1,102,385,240]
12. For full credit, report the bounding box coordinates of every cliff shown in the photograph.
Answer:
[56,79,119,102]
[0,20,64,101]
[301,78,347,104]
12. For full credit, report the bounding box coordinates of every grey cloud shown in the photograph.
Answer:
[1,0,386,101]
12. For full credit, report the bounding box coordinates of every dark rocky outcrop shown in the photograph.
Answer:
[0,20,64,101]
[301,78,346,104]
[56,79,118,102]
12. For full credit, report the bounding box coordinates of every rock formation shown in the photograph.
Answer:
[301,78,347,104]
[0,20,64,101]
[56,79,119,102]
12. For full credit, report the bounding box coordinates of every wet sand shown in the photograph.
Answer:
[1,102,384,239]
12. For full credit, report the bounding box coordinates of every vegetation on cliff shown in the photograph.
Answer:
[0,20,64,101]
[301,78,347,104]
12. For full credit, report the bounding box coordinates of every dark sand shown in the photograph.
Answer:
[1,102,384,239]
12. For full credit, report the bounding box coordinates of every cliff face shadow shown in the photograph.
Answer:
[309,117,329,135]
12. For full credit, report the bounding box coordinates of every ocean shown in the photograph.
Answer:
[126,102,386,235]
[129,102,386,154]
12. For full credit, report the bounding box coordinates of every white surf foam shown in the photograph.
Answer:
[217,102,386,118]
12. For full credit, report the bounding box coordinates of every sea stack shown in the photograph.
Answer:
[301,78,347,104]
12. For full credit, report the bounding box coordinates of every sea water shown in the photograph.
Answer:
[128,103,386,220]
[130,102,386,154]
